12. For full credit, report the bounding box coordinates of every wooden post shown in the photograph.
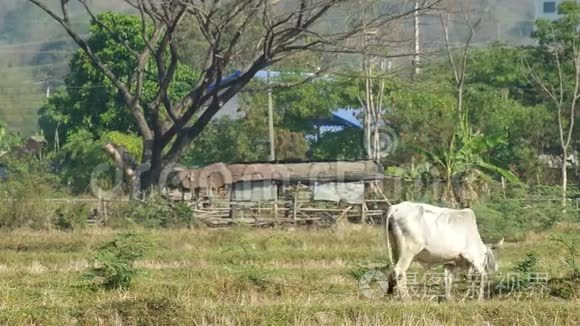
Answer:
[292,193,298,224]
[273,181,279,221]
[189,175,194,202]
[97,190,104,223]
[230,204,238,220]
[103,200,108,224]
[361,202,368,224]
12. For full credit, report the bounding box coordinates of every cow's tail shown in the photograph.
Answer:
[384,206,394,267]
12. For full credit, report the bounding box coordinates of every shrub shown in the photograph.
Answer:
[544,236,580,299]
[551,236,579,277]
[0,155,63,229]
[515,252,539,274]
[548,274,580,299]
[83,232,151,290]
[53,203,89,231]
[473,185,579,241]
[491,252,543,296]
[107,195,197,229]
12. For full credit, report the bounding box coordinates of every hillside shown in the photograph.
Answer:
[0,0,128,135]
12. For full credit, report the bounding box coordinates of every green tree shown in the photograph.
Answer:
[39,13,197,147]
[273,76,351,134]
[467,43,534,105]
[386,79,457,159]
[276,129,309,161]
[184,117,268,166]
[52,129,141,194]
[184,76,361,164]
[310,128,364,160]
[465,87,556,180]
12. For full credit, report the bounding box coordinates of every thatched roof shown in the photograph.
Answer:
[174,160,383,190]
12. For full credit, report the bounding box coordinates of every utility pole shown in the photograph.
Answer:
[413,1,421,78]
[267,69,276,161]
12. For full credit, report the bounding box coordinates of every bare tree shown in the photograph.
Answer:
[355,0,438,161]
[435,1,490,207]
[439,1,481,128]
[526,45,578,209]
[28,0,437,190]
[358,0,387,162]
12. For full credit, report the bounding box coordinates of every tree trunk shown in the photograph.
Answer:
[140,139,166,192]
[457,84,466,132]
[457,87,463,115]
[561,147,568,210]
[443,166,457,208]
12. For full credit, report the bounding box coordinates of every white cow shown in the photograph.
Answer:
[384,201,500,300]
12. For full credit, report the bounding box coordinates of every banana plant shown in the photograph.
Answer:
[417,128,519,207]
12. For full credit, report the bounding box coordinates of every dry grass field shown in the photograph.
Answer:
[0,223,578,325]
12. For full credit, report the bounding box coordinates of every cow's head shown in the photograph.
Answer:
[484,247,498,273]
[484,238,503,273]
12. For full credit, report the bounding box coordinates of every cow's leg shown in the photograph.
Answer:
[443,265,455,301]
[389,254,414,299]
[461,256,482,300]
[468,263,487,300]
[463,266,475,301]
[385,223,421,300]
[478,272,487,300]
[386,225,402,295]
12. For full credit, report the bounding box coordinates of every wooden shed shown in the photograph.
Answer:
[167,160,387,226]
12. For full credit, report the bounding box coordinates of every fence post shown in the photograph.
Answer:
[361,202,367,224]
[292,191,298,224]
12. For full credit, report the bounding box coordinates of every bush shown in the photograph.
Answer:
[515,252,540,274]
[473,185,579,241]
[83,232,151,290]
[491,252,543,296]
[551,236,580,277]
[473,202,524,241]
[0,155,63,229]
[107,195,197,229]
[545,236,580,299]
[548,274,580,299]
[53,203,89,231]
